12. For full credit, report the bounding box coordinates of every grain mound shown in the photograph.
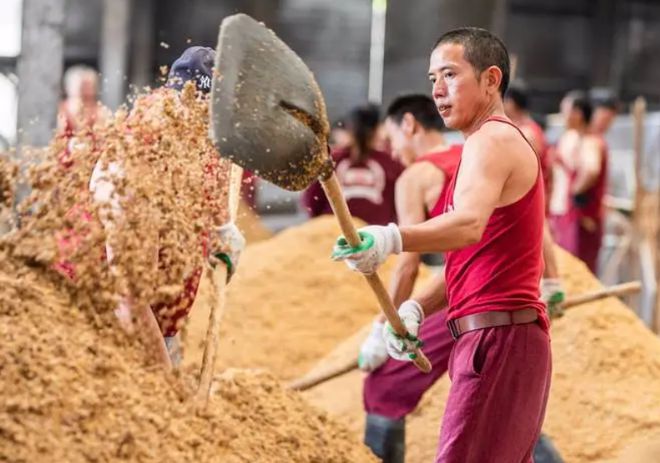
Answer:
[0,256,375,462]
[183,216,433,379]
[0,84,376,462]
[303,249,660,463]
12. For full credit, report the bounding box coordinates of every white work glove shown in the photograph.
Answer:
[331,223,402,275]
[383,300,424,361]
[541,278,565,319]
[358,320,389,372]
[211,222,246,281]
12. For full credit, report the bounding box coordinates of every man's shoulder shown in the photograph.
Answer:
[398,160,444,190]
[466,121,517,155]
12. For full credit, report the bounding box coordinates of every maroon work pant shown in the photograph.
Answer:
[435,322,551,463]
[364,310,453,419]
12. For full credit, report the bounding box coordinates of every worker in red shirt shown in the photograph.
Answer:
[333,28,550,462]
[302,104,404,225]
[549,91,607,273]
[90,47,245,368]
[357,95,460,462]
[504,83,565,316]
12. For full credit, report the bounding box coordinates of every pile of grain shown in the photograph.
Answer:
[303,249,660,463]
[1,85,376,462]
[0,254,375,463]
[183,216,433,379]
[235,199,273,243]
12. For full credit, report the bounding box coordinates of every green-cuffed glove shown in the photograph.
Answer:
[382,300,424,361]
[331,223,402,275]
[358,320,389,372]
[541,278,565,319]
[211,222,245,282]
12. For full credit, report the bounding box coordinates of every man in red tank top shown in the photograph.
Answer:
[333,28,551,462]
[356,94,460,462]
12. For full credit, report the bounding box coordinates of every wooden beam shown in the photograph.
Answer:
[16,0,66,149]
[100,0,131,110]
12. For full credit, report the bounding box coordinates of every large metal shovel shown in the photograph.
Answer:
[210,13,431,373]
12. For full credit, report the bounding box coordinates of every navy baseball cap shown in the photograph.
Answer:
[166,46,215,94]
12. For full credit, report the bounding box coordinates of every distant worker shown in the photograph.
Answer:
[57,65,108,136]
[302,104,404,225]
[504,82,565,315]
[550,91,607,273]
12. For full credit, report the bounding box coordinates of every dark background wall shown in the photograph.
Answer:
[61,0,660,118]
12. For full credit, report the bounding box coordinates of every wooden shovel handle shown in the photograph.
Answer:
[288,357,359,391]
[562,281,641,309]
[320,173,432,373]
[196,263,228,404]
[288,281,644,391]
[196,164,244,405]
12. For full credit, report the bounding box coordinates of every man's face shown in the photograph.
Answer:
[80,76,98,101]
[428,43,487,130]
[591,107,616,134]
[384,117,415,166]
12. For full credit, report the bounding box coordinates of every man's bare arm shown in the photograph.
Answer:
[572,137,603,194]
[399,131,511,253]
[389,165,440,307]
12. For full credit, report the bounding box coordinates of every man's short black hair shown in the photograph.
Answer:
[505,81,529,110]
[566,90,593,124]
[433,27,510,95]
[386,94,444,131]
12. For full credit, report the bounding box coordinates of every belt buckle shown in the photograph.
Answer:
[447,318,459,340]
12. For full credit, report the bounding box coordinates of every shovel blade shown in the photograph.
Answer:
[210,14,330,191]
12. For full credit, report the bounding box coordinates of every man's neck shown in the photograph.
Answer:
[413,132,447,158]
[462,97,506,138]
[508,108,528,125]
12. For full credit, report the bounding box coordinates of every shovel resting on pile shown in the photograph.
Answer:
[209,14,432,373]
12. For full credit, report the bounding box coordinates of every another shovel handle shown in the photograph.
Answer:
[320,173,431,373]
[196,264,228,404]
[562,281,642,309]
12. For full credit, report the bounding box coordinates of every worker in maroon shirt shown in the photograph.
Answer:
[302,104,404,225]
[333,28,550,462]
[357,95,460,462]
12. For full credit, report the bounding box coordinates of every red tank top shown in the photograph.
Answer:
[415,144,462,218]
[519,117,552,210]
[443,116,549,332]
[581,135,608,223]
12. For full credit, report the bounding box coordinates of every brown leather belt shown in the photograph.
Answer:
[447,308,538,340]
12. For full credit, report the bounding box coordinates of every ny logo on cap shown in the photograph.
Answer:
[199,75,211,90]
